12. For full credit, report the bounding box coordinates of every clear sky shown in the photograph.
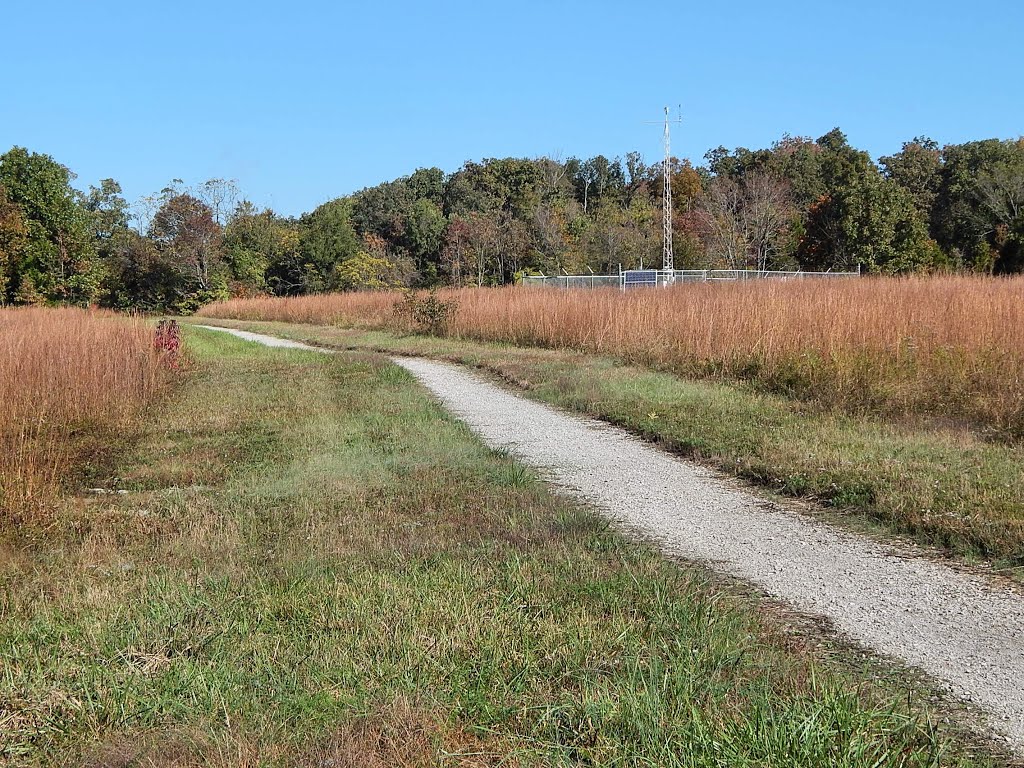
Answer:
[3,0,1021,218]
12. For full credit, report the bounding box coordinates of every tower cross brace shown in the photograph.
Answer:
[662,106,674,273]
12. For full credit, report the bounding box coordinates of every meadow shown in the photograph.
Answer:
[199,276,1024,441]
[195,276,1024,567]
[0,307,173,521]
[0,327,1001,765]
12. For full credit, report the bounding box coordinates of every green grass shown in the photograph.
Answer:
[186,318,1024,577]
[0,327,1002,765]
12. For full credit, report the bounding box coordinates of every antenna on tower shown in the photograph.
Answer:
[661,105,682,276]
[643,106,683,282]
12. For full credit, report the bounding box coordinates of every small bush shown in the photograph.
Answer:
[155,318,182,369]
[393,290,458,336]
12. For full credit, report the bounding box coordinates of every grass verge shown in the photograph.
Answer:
[0,327,1003,765]
[188,318,1024,576]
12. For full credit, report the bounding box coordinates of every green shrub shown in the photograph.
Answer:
[394,290,458,335]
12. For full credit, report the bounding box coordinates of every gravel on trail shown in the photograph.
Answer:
[198,325,1024,752]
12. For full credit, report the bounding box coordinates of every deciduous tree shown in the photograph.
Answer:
[0,147,101,304]
[881,138,942,219]
[0,185,28,302]
[149,194,226,307]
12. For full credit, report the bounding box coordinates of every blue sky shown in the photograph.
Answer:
[3,0,1021,217]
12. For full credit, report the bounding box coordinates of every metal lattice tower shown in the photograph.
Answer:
[662,106,674,273]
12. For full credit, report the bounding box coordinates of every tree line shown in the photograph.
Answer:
[1,130,1021,311]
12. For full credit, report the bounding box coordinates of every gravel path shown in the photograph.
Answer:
[199,325,1024,751]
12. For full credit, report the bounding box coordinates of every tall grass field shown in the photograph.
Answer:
[0,307,173,520]
[199,276,1024,440]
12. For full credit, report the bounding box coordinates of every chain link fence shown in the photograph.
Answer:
[522,268,860,289]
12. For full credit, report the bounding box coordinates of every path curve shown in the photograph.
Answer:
[198,325,1024,751]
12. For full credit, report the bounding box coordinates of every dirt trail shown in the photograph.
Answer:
[198,325,1024,752]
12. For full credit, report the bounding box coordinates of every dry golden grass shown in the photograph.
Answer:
[198,290,398,328]
[0,307,171,520]
[200,276,1024,438]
